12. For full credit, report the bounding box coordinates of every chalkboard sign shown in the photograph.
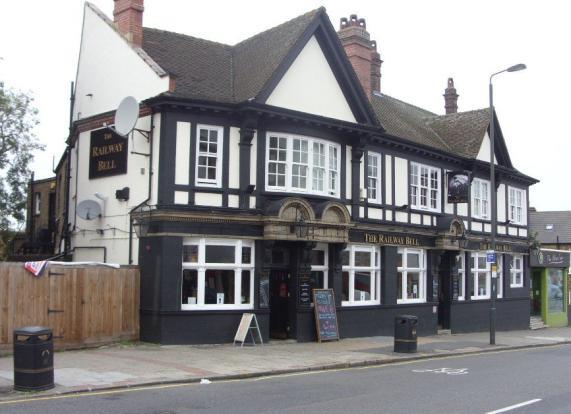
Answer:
[299,272,312,306]
[312,289,339,342]
[451,271,459,301]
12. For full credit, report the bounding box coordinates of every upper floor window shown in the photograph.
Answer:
[410,162,440,212]
[508,187,524,224]
[266,133,340,197]
[470,252,503,299]
[472,178,490,219]
[195,125,223,188]
[34,192,41,215]
[367,152,381,203]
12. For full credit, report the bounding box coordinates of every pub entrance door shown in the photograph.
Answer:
[269,269,291,339]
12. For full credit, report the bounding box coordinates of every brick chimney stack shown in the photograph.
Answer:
[114,0,144,47]
[444,77,459,114]
[338,15,383,100]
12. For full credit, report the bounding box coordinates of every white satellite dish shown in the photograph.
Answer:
[114,96,139,137]
[76,199,102,220]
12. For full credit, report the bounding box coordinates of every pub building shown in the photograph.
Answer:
[63,1,537,343]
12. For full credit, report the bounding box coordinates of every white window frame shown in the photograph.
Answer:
[471,178,490,220]
[397,247,427,303]
[34,192,41,215]
[367,151,382,204]
[265,132,341,197]
[470,252,493,300]
[181,238,254,310]
[496,255,503,299]
[341,245,380,306]
[410,162,441,212]
[456,252,466,301]
[510,254,524,287]
[195,124,224,188]
[311,243,329,290]
[508,187,525,224]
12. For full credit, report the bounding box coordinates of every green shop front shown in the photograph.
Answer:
[530,249,571,327]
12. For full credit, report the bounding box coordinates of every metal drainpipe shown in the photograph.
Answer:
[128,109,154,265]
[63,81,74,260]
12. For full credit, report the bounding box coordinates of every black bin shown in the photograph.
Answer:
[13,326,54,391]
[394,315,418,353]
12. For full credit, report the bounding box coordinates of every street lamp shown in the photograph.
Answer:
[489,63,526,345]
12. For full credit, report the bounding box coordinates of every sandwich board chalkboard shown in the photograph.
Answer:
[312,289,339,342]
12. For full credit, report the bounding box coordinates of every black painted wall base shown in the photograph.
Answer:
[140,310,270,345]
[450,298,530,333]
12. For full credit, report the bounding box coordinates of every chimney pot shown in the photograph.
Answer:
[444,77,459,114]
[338,14,382,100]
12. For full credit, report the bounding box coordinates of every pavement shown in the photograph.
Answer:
[1,327,571,402]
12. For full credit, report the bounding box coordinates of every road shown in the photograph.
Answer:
[1,344,570,414]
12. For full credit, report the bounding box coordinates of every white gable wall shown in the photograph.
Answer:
[73,4,169,120]
[266,36,356,123]
[476,132,498,164]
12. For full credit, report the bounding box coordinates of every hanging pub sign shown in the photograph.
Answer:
[447,171,470,204]
[89,128,128,179]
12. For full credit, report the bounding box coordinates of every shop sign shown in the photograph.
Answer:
[298,272,313,306]
[362,232,434,247]
[89,128,128,179]
[447,171,470,204]
[530,250,570,268]
[476,241,513,253]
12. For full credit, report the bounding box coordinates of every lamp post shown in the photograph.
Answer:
[489,63,526,345]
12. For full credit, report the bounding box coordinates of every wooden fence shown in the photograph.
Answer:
[0,262,139,350]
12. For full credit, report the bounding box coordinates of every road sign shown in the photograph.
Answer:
[486,251,496,263]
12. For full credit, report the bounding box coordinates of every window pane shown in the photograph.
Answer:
[458,272,464,298]
[182,245,198,263]
[478,273,487,296]
[311,249,325,266]
[407,253,420,268]
[407,272,420,299]
[205,245,235,263]
[342,271,350,301]
[311,271,325,290]
[259,271,269,308]
[478,256,486,269]
[241,270,251,304]
[354,272,371,301]
[204,269,235,304]
[354,251,371,267]
[397,272,403,300]
[470,272,475,296]
[397,252,403,268]
[182,270,198,305]
[242,247,251,264]
[341,250,350,266]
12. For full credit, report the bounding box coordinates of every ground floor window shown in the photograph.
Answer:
[397,248,427,303]
[341,245,380,306]
[510,254,524,287]
[470,252,503,299]
[181,238,254,310]
[310,243,328,293]
[456,252,465,301]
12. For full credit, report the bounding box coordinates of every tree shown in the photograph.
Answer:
[0,82,43,231]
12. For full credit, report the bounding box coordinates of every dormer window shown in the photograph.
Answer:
[266,132,340,197]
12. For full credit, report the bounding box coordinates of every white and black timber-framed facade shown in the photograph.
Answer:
[63,1,538,344]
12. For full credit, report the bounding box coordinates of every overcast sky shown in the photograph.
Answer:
[1,0,569,211]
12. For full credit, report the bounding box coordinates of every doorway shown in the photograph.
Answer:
[531,270,542,317]
[269,269,291,339]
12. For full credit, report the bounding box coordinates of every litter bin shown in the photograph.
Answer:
[394,315,418,353]
[13,326,54,391]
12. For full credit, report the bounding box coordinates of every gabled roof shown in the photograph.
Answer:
[371,93,517,166]
[142,8,378,124]
[426,109,490,159]
[530,211,571,244]
[141,9,320,104]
